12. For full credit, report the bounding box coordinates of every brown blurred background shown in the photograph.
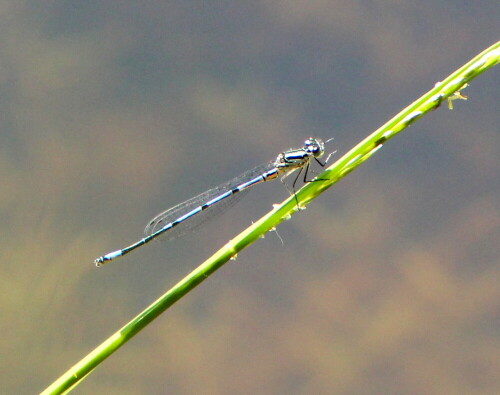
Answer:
[0,1,498,394]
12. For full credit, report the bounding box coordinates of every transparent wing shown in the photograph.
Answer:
[144,161,276,241]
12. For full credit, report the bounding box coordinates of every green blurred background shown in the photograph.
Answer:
[1,1,498,394]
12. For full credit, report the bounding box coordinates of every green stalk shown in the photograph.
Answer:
[41,41,499,395]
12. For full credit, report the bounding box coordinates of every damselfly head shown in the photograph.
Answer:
[304,137,325,158]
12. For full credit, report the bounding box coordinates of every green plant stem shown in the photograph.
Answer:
[41,41,499,395]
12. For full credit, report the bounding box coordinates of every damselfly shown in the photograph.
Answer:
[94,137,331,266]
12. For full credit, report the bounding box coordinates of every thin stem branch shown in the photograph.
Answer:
[41,40,499,395]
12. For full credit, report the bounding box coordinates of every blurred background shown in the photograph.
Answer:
[0,1,498,394]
